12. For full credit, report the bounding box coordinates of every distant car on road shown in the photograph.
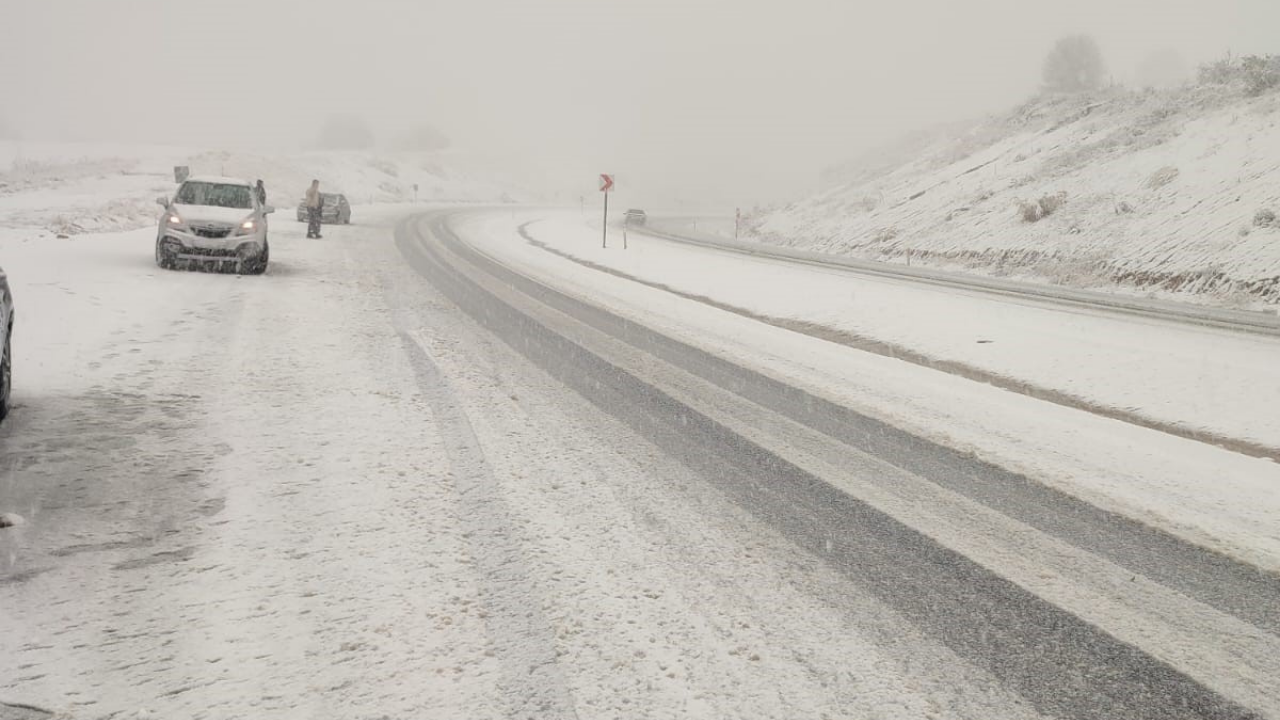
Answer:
[295,193,351,225]
[0,266,12,422]
[155,176,273,274]
[624,208,647,226]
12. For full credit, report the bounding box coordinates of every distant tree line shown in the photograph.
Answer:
[1039,35,1279,98]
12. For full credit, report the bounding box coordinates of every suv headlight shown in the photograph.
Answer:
[236,219,257,235]
[166,213,183,226]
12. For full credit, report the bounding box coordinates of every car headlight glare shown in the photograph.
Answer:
[241,220,255,230]
[167,214,182,225]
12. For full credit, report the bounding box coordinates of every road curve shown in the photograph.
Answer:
[639,219,1280,337]
[396,209,1280,720]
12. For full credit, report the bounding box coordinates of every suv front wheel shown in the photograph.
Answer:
[242,240,269,275]
[155,237,177,269]
[0,324,13,421]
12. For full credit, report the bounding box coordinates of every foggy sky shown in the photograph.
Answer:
[2,0,1275,206]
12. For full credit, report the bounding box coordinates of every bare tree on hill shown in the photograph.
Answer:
[1043,35,1107,93]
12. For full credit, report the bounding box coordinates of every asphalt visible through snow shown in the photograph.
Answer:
[397,209,1278,720]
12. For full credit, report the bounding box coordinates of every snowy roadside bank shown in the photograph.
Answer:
[751,87,1280,308]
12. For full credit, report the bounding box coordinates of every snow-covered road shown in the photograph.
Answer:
[1,206,1277,719]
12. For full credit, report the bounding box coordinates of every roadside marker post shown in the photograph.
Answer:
[599,174,614,248]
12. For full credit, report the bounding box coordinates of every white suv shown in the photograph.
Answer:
[155,176,273,274]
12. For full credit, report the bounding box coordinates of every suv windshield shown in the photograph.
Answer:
[175,182,252,209]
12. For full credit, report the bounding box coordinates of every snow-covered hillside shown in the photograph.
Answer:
[0,141,525,240]
[752,83,1280,307]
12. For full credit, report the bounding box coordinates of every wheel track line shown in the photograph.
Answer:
[396,210,1269,720]
[391,301,579,720]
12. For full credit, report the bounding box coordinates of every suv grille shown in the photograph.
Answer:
[193,225,231,239]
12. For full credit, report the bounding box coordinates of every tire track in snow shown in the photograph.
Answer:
[392,314,579,720]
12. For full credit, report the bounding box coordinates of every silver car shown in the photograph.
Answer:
[295,193,352,225]
[155,176,274,274]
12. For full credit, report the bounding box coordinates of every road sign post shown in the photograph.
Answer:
[599,174,614,248]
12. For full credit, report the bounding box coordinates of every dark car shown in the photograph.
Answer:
[295,193,352,225]
[624,208,647,226]
[0,266,13,421]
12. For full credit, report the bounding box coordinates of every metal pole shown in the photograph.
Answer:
[623,217,628,250]
[602,192,608,249]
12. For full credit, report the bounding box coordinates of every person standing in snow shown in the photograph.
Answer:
[255,179,267,206]
[305,179,323,239]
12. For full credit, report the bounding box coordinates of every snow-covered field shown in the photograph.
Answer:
[2,147,1278,719]
[0,140,523,241]
[750,85,1280,307]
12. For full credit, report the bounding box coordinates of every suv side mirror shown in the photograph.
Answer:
[156,196,170,207]
[262,205,275,215]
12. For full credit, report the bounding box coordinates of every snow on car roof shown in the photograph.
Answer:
[184,175,252,186]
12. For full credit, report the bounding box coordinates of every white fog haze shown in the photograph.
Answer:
[3,0,1280,718]
[3,0,1277,204]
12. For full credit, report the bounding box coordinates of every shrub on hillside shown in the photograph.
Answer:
[1018,192,1067,223]
[1039,192,1066,216]
[1241,56,1280,96]
[1019,201,1040,223]
[1148,166,1179,189]
[1197,54,1280,96]
[1255,209,1277,228]
[872,227,898,243]
[1198,57,1238,85]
